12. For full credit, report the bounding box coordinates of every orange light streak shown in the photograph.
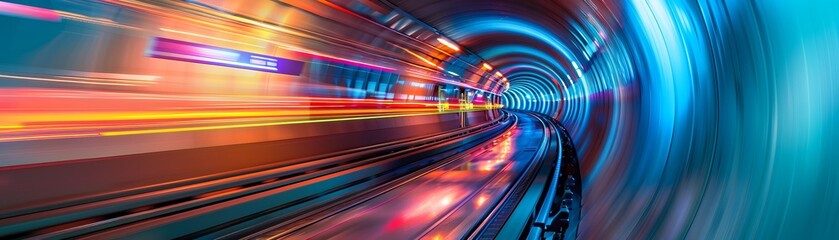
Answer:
[394,45,438,68]
[0,133,100,142]
[99,110,479,136]
[0,74,144,86]
[0,125,23,130]
[159,28,263,48]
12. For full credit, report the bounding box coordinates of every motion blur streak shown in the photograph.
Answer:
[1,0,838,239]
[0,1,60,21]
[0,88,498,143]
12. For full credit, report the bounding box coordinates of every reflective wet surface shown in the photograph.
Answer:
[262,112,546,239]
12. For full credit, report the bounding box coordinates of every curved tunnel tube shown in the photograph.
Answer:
[1,0,839,239]
[367,0,839,238]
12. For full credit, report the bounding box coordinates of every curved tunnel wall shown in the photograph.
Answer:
[0,0,837,238]
[391,0,839,238]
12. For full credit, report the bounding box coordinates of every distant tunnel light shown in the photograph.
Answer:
[572,61,584,78]
[436,37,461,51]
[482,62,493,70]
[446,70,460,77]
[0,1,61,21]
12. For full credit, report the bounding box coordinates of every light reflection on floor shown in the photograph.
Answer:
[275,112,544,240]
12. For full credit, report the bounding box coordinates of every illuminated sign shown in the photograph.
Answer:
[148,37,305,75]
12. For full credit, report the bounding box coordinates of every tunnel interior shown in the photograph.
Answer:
[1,0,839,239]
[394,1,839,238]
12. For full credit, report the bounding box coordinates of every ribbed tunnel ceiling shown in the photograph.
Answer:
[390,0,839,239]
[389,0,610,118]
[387,1,630,238]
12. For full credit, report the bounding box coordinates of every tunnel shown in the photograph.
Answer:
[1,0,838,239]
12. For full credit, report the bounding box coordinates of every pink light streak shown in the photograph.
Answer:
[0,1,61,21]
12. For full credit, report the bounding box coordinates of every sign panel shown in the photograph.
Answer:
[148,37,305,75]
